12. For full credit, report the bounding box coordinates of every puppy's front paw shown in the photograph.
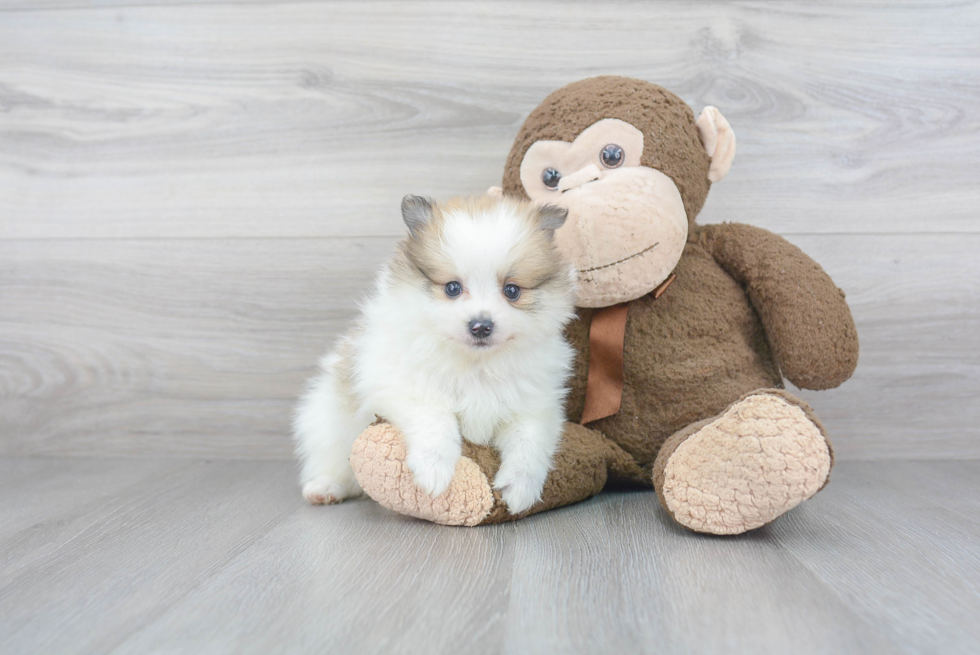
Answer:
[302,476,347,505]
[406,447,459,497]
[493,467,545,515]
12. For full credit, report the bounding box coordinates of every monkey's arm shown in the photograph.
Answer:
[696,223,859,390]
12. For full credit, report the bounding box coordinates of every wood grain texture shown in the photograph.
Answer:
[1,458,977,654]
[497,495,899,655]
[1,1,978,238]
[0,457,174,543]
[2,234,978,459]
[2,3,976,653]
[0,459,299,653]
[1,1,978,460]
[0,237,392,458]
[793,234,980,459]
[773,461,980,655]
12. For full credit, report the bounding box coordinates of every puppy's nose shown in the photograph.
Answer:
[468,317,494,339]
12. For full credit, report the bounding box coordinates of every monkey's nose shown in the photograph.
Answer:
[468,317,494,339]
[558,164,601,192]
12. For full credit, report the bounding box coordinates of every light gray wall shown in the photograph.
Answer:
[1,1,978,460]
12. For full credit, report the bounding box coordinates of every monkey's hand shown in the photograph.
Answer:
[697,223,859,390]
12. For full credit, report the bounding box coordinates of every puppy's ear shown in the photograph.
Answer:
[401,195,435,237]
[536,204,568,232]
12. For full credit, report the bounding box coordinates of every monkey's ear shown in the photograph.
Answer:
[536,204,568,231]
[696,107,736,183]
[401,194,434,237]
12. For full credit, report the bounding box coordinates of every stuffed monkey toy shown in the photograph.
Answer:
[350,76,859,535]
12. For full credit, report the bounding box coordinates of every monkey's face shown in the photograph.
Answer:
[519,119,688,307]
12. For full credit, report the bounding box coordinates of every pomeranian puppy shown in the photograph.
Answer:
[293,194,576,514]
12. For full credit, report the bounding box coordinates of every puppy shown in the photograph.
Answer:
[293,194,576,514]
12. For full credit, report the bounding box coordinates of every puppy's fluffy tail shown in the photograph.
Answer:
[293,347,366,498]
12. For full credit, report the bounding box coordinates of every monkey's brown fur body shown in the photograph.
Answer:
[350,77,858,534]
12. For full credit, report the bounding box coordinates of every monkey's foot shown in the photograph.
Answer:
[350,422,495,527]
[350,421,631,526]
[653,390,833,535]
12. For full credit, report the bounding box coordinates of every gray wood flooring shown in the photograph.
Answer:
[0,458,977,655]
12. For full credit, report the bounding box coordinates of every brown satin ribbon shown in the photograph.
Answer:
[580,274,675,425]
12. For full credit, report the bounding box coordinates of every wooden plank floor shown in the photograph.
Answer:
[0,458,977,654]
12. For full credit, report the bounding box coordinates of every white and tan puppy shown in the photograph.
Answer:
[293,195,577,514]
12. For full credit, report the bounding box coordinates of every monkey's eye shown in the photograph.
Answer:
[503,284,521,301]
[600,144,624,169]
[541,168,562,190]
[445,281,463,298]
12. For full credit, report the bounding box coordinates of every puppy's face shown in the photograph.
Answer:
[391,195,574,355]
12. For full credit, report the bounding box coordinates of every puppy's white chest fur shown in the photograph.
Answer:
[451,371,515,446]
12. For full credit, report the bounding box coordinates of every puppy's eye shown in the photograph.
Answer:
[503,284,521,301]
[541,167,561,190]
[600,144,624,169]
[445,281,462,298]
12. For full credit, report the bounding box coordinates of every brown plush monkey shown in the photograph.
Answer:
[350,76,859,534]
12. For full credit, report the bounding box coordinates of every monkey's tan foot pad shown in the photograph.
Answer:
[656,392,832,535]
[350,422,495,527]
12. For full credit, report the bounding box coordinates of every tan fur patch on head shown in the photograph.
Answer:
[391,195,573,309]
[395,204,449,284]
[502,199,568,281]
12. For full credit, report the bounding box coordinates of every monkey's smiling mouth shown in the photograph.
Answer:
[577,241,659,274]
[561,179,597,194]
